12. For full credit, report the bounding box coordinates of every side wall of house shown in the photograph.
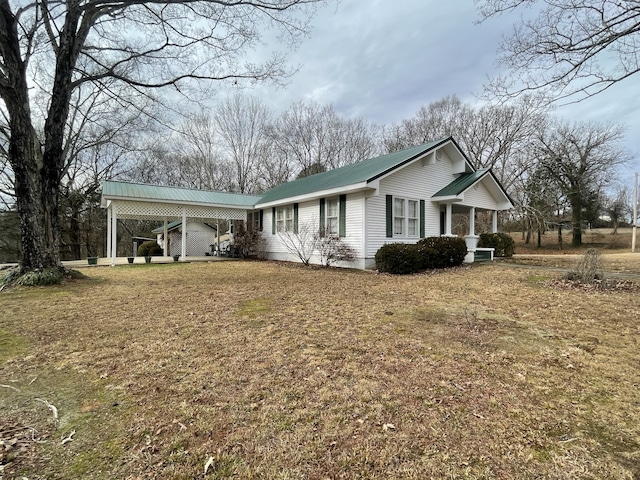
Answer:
[260,193,367,268]
[364,152,456,260]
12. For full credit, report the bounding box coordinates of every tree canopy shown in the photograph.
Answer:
[0,0,329,274]
[476,0,640,103]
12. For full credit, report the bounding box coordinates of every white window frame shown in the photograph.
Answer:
[276,205,294,233]
[326,197,339,236]
[393,197,420,238]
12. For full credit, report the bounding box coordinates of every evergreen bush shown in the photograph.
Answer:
[478,232,515,257]
[137,240,163,257]
[416,236,467,269]
[375,243,422,274]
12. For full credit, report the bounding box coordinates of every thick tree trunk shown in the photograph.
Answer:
[569,194,583,247]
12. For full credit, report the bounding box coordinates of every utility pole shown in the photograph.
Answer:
[632,172,638,252]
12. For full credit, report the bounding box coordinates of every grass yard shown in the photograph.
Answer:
[1,258,639,479]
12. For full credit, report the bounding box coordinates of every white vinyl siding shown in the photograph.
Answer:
[365,156,454,257]
[262,194,365,264]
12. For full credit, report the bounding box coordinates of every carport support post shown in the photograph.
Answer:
[181,210,187,260]
[163,220,168,256]
[492,210,498,233]
[106,204,112,259]
[110,204,117,266]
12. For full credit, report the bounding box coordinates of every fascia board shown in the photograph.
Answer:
[102,195,255,210]
[255,181,372,209]
[431,195,464,202]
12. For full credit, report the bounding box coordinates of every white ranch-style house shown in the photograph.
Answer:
[100,136,513,269]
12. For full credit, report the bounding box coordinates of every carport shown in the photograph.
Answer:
[100,181,261,266]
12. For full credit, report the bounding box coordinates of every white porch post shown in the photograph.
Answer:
[163,219,168,256]
[110,204,117,266]
[464,207,479,263]
[444,203,453,236]
[468,207,476,236]
[181,209,187,260]
[492,210,498,233]
[106,203,112,258]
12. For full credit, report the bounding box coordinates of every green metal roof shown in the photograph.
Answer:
[432,169,490,198]
[101,180,261,208]
[257,137,452,205]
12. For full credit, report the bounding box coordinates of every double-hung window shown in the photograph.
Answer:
[389,196,420,238]
[393,198,405,236]
[326,198,339,236]
[407,200,419,236]
[276,205,294,232]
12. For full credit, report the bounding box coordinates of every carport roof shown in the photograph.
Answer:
[100,180,261,208]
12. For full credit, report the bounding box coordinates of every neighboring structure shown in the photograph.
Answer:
[100,137,513,268]
[152,220,217,257]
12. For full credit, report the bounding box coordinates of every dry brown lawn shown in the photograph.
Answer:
[1,258,639,479]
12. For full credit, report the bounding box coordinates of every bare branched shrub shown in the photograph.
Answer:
[232,223,263,258]
[278,221,318,266]
[564,249,604,283]
[314,229,356,267]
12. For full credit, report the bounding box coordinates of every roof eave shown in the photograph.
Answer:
[101,195,256,210]
[255,181,373,208]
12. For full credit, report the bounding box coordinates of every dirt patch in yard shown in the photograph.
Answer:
[1,260,639,479]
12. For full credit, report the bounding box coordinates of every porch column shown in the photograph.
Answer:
[163,219,168,256]
[492,210,498,233]
[468,207,476,236]
[110,204,117,266]
[106,203,112,258]
[464,207,479,263]
[444,203,453,236]
[181,209,187,260]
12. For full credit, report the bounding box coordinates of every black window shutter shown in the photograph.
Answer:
[386,195,393,238]
[293,203,299,234]
[319,198,325,236]
[339,194,346,237]
[420,200,425,238]
[259,209,264,232]
[272,207,276,234]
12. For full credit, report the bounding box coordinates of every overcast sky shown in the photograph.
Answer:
[244,0,638,180]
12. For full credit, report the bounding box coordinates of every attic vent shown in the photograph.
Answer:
[435,150,443,161]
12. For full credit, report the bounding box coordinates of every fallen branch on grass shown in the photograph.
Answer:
[61,430,76,445]
[0,384,20,392]
[35,398,59,420]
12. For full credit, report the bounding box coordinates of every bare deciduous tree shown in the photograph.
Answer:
[213,95,272,194]
[382,95,547,190]
[476,0,640,103]
[0,0,329,275]
[269,101,379,178]
[535,120,629,246]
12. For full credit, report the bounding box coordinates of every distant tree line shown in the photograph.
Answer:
[0,93,632,262]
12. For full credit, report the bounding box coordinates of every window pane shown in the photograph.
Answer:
[328,218,338,235]
[408,219,417,236]
[394,198,404,216]
[394,217,403,235]
[327,199,338,217]
[408,200,418,218]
